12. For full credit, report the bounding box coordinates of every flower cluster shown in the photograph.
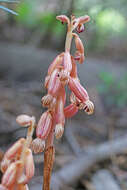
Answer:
[32,14,94,154]
[0,115,35,190]
[0,14,94,190]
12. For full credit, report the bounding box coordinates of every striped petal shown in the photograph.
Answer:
[36,111,52,140]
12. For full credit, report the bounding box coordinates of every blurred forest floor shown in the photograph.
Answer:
[0,42,127,190]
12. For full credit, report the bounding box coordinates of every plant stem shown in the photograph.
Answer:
[43,146,55,190]
[43,121,55,190]
[65,30,72,52]
[65,18,73,52]
[16,119,35,189]
[43,16,74,190]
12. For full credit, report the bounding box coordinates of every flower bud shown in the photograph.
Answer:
[74,52,85,64]
[48,69,61,97]
[55,97,65,127]
[64,104,78,118]
[41,94,53,108]
[36,111,52,140]
[2,161,22,188]
[1,158,10,173]
[59,70,69,84]
[56,15,70,25]
[74,34,85,64]
[48,54,64,76]
[78,15,90,24]
[76,24,85,33]
[70,92,85,110]
[31,138,45,154]
[55,124,64,139]
[69,77,89,103]
[16,115,33,127]
[84,100,94,115]
[75,35,84,54]
[5,138,25,160]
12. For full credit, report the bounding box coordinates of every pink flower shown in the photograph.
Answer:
[69,77,89,103]
[36,111,52,140]
[64,104,78,118]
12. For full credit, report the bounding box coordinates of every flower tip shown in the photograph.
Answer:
[56,15,69,24]
[84,100,94,115]
[55,124,64,139]
[76,24,85,33]
[79,15,90,24]
[16,114,33,127]
[31,138,45,154]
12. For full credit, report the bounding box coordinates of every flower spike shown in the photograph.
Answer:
[0,13,94,190]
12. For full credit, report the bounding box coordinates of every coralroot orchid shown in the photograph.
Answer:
[0,115,36,190]
[33,14,94,190]
[0,14,94,190]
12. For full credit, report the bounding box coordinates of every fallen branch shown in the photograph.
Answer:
[92,169,121,190]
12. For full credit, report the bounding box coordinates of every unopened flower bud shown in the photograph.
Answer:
[73,34,85,64]
[55,97,65,126]
[59,70,69,84]
[16,115,35,127]
[31,138,45,154]
[64,104,78,118]
[78,15,90,24]
[76,24,85,33]
[2,161,22,188]
[5,138,25,160]
[41,94,53,108]
[36,111,52,140]
[1,158,10,173]
[84,100,94,115]
[69,77,89,103]
[48,53,64,76]
[70,92,77,104]
[55,124,64,139]
[48,69,61,97]
[70,93,85,110]
[56,15,70,25]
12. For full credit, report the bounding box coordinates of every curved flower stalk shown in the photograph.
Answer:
[31,14,94,190]
[0,115,36,190]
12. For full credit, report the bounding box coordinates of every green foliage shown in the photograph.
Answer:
[88,6,127,51]
[96,9,126,35]
[16,0,37,27]
[16,1,66,36]
[98,71,127,108]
